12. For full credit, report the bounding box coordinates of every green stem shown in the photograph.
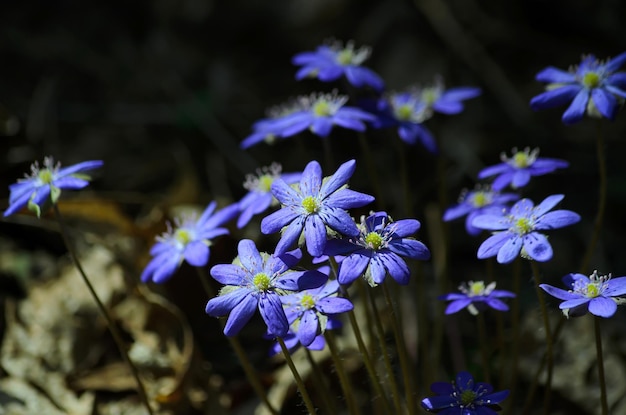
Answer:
[196,268,279,415]
[305,348,338,414]
[53,206,154,415]
[476,313,491,383]
[595,317,609,415]
[365,283,403,414]
[324,331,361,415]
[530,261,553,415]
[580,119,607,274]
[277,337,318,414]
[382,282,417,415]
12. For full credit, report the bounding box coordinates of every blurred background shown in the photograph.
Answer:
[2,0,626,414]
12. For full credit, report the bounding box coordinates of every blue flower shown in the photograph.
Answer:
[236,163,301,229]
[277,92,377,138]
[439,281,515,315]
[540,270,626,318]
[261,159,374,257]
[530,52,626,124]
[324,211,430,286]
[472,194,580,264]
[281,280,353,347]
[477,147,569,191]
[374,90,437,152]
[421,371,509,415]
[141,202,239,283]
[419,76,481,115]
[292,40,384,91]
[443,186,519,236]
[4,156,103,217]
[205,240,327,337]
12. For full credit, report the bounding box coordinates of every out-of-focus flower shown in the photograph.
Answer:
[439,281,515,315]
[4,157,103,217]
[292,40,384,91]
[240,102,305,149]
[419,76,481,115]
[261,159,374,257]
[540,270,626,318]
[443,186,519,236]
[141,202,239,284]
[472,194,580,264]
[530,52,626,124]
[477,147,569,191]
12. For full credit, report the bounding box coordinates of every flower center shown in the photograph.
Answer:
[38,169,54,184]
[471,191,491,207]
[302,196,319,214]
[313,100,332,117]
[460,389,477,406]
[420,87,440,106]
[253,272,271,291]
[174,228,193,246]
[300,294,316,309]
[258,174,274,192]
[513,151,531,167]
[395,104,414,121]
[502,147,539,169]
[470,281,486,296]
[582,72,601,89]
[586,283,600,298]
[513,217,534,234]
[364,231,384,250]
[337,49,354,65]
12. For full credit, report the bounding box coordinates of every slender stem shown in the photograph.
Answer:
[594,317,609,415]
[278,337,318,415]
[365,283,403,414]
[382,282,417,415]
[476,313,491,383]
[580,119,607,274]
[53,206,154,415]
[196,268,279,415]
[324,331,361,415]
[530,261,553,415]
[305,348,338,414]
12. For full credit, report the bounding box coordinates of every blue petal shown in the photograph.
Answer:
[270,178,301,207]
[589,297,617,318]
[237,239,264,273]
[603,277,626,296]
[259,293,289,337]
[533,194,564,216]
[530,85,581,110]
[484,298,509,311]
[300,161,322,197]
[591,88,617,120]
[324,188,375,209]
[534,210,580,230]
[210,264,248,286]
[535,66,576,83]
[184,241,210,267]
[523,233,553,262]
[205,287,250,316]
[472,214,509,231]
[274,216,305,255]
[261,207,300,235]
[223,292,258,336]
[477,232,513,259]
[316,297,353,314]
[388,239,430,260]
[477,163,510,179]
[604,51,626,72]
[338,252,370,285]
[496,235,522,264]
[52,176,90,190]
[562,89,589,124]
[297,310,319,346]
[443,203,474,221]
[511,169,531,188]
[304,214,328,257]
[57,160,104,176]
[445,299,472,314]
[379,252,410,285]
[319,207,360,237]
[311,117,334,137]
[320,159,356,199]
[539,284,580,301]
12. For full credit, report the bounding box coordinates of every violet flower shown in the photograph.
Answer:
[439,281,515,315]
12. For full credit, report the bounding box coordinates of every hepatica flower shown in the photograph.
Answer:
[540,270,626,318]
[240,102,305,149]
[292,40,384,91]
[4,156,103,217]
[439,281,515,315]
[141,201,239,284]
[205,239,327,337]
[443,186,519,236]
[530,52,626,124]
[325,211,430,286]
[478,147,569,191]
[375,90,437,152]
[281,280,353,347]
[237,163,301,228]
[278,91,376,138]
[421,371,509,415]
[473,194,580,264]
[261,159,374,257]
